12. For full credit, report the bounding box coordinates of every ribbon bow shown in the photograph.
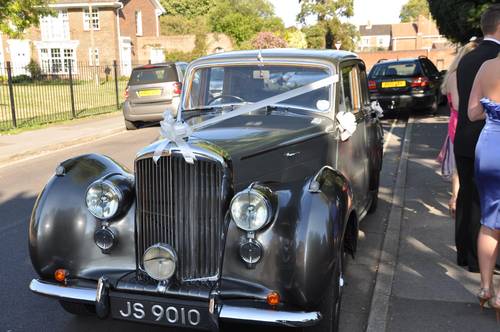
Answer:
[153,111,196,164]
[336,111,357,141]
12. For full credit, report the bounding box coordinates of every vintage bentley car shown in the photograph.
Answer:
[29,49,383,331]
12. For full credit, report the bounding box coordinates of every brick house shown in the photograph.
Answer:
[357,23,391,51]
[0,0,165,76]
[391,15,447,51]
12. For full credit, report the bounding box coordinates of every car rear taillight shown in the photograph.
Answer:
[124,87,129,100]
[368,80,377,91]
[411,76,429,88]
[173,82,182,95]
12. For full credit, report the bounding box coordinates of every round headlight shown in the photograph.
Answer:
[85,180,121,219]
[230,189,272,231]
[143,244,177,281]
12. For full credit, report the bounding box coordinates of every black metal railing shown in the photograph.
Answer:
[0,60,138,131]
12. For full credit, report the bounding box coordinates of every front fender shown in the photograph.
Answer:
[29,154,136,281]
[220,168,351,308]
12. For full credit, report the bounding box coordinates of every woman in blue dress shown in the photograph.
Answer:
[468,53,500,317]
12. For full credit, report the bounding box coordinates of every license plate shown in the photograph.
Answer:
[137,89,162,97]
[381,81,406,88]
[110,292,212,330]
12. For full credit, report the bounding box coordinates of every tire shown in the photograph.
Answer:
[59,300,96,316]
[303,242,344,332]
[124,119,138,130]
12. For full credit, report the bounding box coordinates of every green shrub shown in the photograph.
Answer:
[26,59,43,80]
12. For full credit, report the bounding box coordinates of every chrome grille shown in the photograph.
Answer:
[135,155,225,281]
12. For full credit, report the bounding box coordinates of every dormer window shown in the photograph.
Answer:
[84,8,100,30]
[135,10,143,36]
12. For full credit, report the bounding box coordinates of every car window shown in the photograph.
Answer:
[370,62,422,78]
[129,65,178,85]
[358,65,370,106]
[178,64,187,79]
[339,65,361,113]
[420,59,438,77]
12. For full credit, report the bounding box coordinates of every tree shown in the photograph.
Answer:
[297,0,357,50]
[427,0,496,44]
[399,0,430,22]
[251,31,288,49]
[285,28,308,48]
[0,0,52,37]
[161,0,215,18]
[209,0,284,45]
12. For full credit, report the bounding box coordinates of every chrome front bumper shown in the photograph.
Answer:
[29,279,321,328]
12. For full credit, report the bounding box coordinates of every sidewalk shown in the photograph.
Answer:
[385,114,496,330]
[0,113,125,167]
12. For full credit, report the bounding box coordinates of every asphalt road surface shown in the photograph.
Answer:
[0,109,410,332]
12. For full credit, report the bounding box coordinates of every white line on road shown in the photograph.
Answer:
[383,118,399,153]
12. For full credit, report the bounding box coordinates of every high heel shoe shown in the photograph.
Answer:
[477,288,493,311]
[489,294,500,323]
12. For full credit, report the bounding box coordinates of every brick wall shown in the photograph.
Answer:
[358,48,457,71]
[135,33,233,64]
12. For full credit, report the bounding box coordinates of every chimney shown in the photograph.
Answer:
[366,20,372,29]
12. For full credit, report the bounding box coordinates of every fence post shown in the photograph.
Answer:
[68,61,76,119]
[6,62,17,128]
[113,60,119,109]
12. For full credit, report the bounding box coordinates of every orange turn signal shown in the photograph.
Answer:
[54,269,67,283]
[266,291,280,306]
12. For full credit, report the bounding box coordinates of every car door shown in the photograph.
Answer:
[336,62,370,213]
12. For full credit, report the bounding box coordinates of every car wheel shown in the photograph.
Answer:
[124,119,138,130]
[59,300,96,316]
[303,242,344,332]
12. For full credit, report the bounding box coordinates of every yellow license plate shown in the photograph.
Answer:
[381,81,406,88]
[137,89,162,97]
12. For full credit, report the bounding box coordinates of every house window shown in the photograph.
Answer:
[88,48,99,66]
[377,37,385,46]
[40,10,70,41]
[84,8,100,30]
[39,47,76,74]
[135,11,143,36]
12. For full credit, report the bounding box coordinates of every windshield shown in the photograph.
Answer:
[184,64,332,111]
[370,62,422,78]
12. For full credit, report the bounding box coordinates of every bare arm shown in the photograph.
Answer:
[468,66,486,122]
[448,72,459,109]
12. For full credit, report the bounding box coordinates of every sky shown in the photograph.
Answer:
[269,0,409,27]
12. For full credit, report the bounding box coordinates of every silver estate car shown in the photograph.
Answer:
[123,62,187,130]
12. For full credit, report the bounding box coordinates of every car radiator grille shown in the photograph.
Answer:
[135,155,225,282]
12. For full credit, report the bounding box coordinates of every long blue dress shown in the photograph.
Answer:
[475,98,500,229]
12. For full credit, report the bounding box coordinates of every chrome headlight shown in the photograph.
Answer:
[85,180,122,219]
[230,188,273,231]
[143,244,177,281]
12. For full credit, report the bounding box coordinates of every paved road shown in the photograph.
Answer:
[0,112,407,332]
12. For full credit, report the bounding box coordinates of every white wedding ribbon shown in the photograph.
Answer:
[153,74,338,163]
[336,111,357,141]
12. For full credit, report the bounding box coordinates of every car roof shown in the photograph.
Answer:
[193,48,359,65]
[374,58,423,66]
[133,62,187,70]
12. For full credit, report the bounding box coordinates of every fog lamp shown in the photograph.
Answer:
[143,244,177,281]
[94,227,116,252]
[239,239,263,265]
[54,269,67,283]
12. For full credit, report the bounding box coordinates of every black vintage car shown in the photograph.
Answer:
[29,49,383,332]
[367,56,444,113]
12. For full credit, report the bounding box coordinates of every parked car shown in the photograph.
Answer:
[367,56,444,113]
[123,62,188,130]
[29,49,384,332]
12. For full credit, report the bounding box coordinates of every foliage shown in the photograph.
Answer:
[160,15,210,35]
[209,0,284,45]
[297,0,357,50]
[427,0,496,44]
[0,0,53,37]
[251,32,288,49]
[297,0,354,23]
[161,0,216,18]
[26,59,42,80]
[400,0,430,22]
[11,74,33,84]
[285,29,308,48]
